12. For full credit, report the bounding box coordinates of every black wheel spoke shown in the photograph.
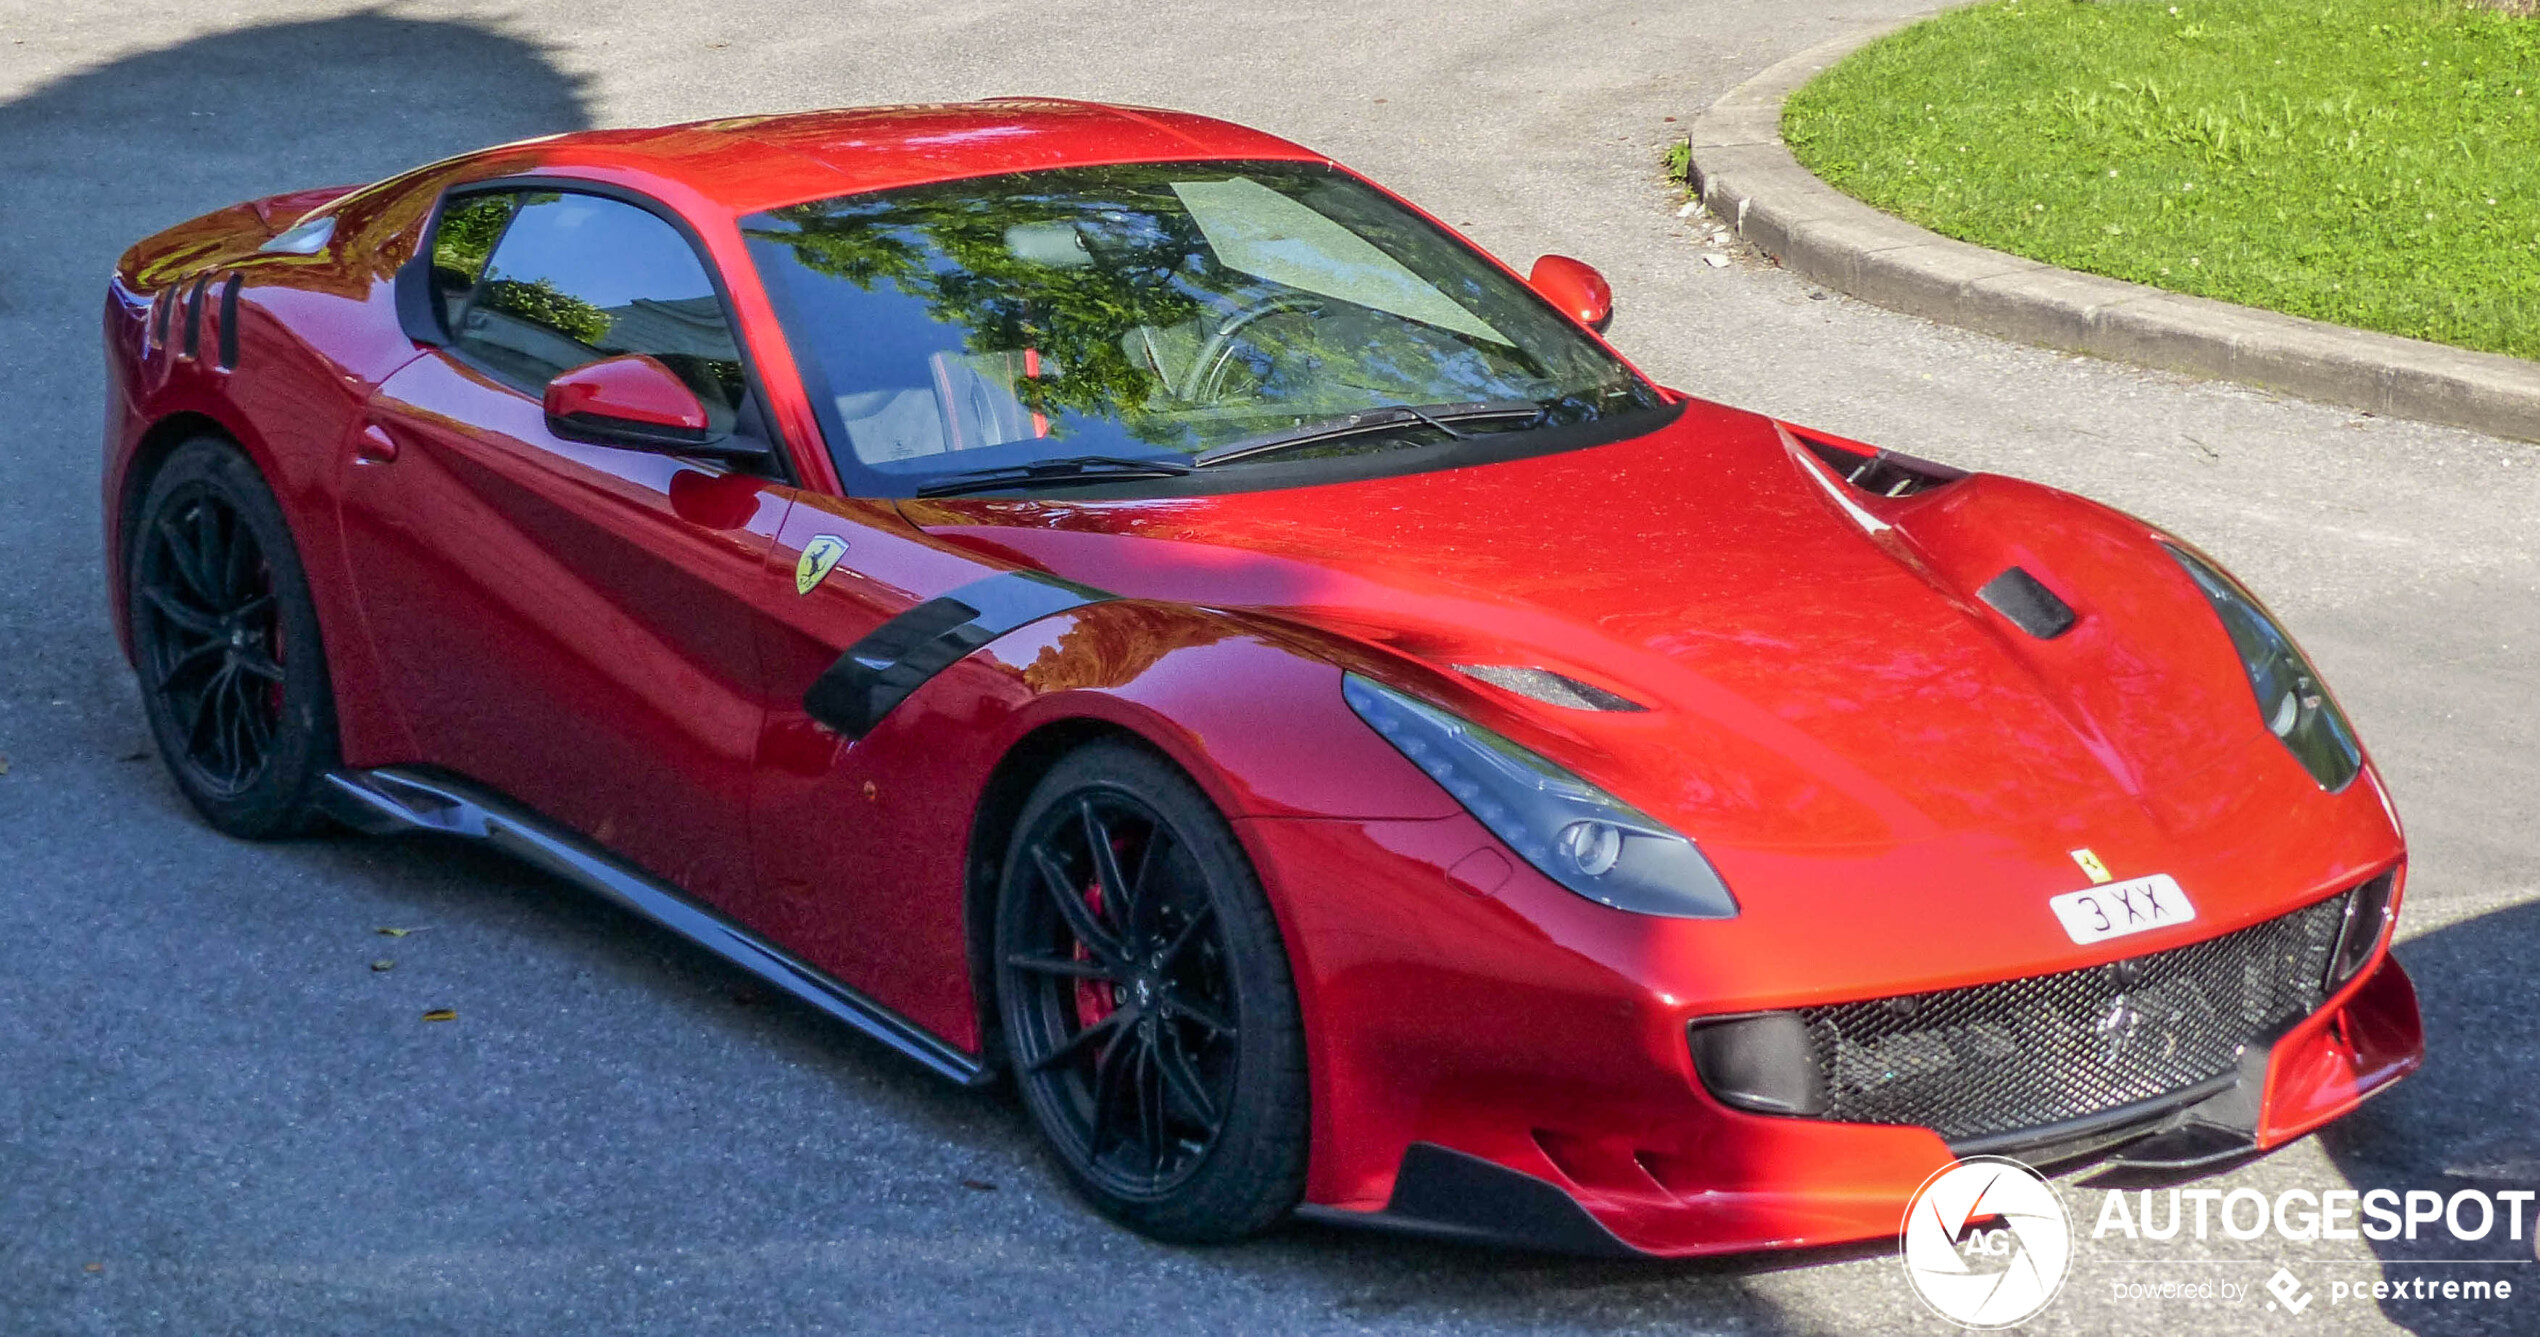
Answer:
[1126,825,1175,942]
[1079,799,1138,940]
[221,510,257,604]
[1002,951,1115,982]
[1155,899,1216,969]
[141,584,222,637]
[207,670,242,778]
[220,683,248,775]
[1028,1005,1132,1075]
[1136,1038,1167,1174]
[1160,992,1236,1039]
[183,663,231,754]
[154,638,224,690]
[192,503,230,604]
[232,647,285,683]
[1032,846,1125,966]
[156,516,220,604]
[231,670,273,758]
[1154,1024,1221,1132]
[1084,1022,1136,1156]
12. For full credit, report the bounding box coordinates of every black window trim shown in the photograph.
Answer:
[395,173,799,485]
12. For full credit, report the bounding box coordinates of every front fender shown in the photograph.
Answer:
[750,598,1453,1051]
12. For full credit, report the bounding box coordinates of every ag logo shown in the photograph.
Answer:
[795,534,848,595]
[1900,1156,2071,1329]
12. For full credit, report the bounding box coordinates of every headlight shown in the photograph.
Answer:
[1342,673,1737,918]
[2165,545,2362,791]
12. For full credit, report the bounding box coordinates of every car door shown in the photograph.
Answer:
[742,493,1018,1042]
[339,186,791,907]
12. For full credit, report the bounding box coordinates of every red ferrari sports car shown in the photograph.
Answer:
[101,99,2422,1256]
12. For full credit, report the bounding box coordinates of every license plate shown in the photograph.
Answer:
[2048,874,2196,945]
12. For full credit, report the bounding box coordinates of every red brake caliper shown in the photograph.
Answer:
[1072,874,1114,1031]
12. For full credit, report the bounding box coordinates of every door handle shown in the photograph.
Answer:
[355,424,399,464]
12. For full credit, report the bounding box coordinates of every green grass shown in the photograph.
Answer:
[1782,0,2540,360]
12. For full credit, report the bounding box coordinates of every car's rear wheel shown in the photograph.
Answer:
[127,437,339,838]
[993,739,1308,1244]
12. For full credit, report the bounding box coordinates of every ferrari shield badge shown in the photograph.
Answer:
[2069,847,2113,884]
[795,535,848,595]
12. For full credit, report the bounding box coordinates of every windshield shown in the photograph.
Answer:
[741,161,1661,495]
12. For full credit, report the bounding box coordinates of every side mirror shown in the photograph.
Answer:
[1528,255,1613,333]
[544,354,759,458]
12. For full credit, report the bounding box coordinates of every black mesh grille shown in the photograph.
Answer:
[1795,892,2350,1142]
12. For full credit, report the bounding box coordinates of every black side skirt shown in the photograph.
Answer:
[320,766,992,1087]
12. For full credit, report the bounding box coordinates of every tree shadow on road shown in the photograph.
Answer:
[0,10,590,727]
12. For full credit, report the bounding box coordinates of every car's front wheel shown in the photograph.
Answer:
[993,739,1308,1244]
[126,436,339,838]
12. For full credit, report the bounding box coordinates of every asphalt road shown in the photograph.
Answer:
[2,2,2534,1333]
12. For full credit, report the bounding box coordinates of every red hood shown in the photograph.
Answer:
[903,400,2396,986]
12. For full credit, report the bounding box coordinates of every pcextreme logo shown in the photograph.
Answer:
[1901,1156,2073,1329]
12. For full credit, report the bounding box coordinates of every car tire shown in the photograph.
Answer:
[126,436,341,839]
[993,738,1309,1245]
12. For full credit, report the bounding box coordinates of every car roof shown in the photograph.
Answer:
[506,99,1328,215]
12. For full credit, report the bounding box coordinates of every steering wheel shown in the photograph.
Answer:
[1179,292,1326,403]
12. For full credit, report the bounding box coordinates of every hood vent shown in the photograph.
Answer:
[1795,432,1966,498]
[1977,566,2077,639]
[1454,665,1647,712]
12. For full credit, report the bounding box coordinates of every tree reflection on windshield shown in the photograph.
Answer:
[742,161,1656,493]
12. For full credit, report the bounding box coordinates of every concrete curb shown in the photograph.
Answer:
[1686,16,2540,444]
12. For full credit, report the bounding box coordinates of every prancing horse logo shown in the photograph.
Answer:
[795,534,849,595]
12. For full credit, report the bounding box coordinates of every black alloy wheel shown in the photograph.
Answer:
[995,741,1307,1244]
[128,438,338,837]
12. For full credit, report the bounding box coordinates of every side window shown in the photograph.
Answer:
[429,192,518,333]
[448,191,750,435]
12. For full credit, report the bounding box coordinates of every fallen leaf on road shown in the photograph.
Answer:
[420,1008,457,1022]
[1703,254,1730,268]
[83,1262,101,1273]
[371,959,395,972]
[376,927,428,937]
[0,752,10,775]
[121,749,149,762]
[959,1179,997,1192]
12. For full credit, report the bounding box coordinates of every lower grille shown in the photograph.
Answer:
[1791,892,2350,1143]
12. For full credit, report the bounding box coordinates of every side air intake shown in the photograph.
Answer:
[1795,432,1966,498]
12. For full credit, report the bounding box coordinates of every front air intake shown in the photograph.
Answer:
[1692,887,2361,1148]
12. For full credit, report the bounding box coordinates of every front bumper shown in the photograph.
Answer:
[1241,813,2423,1258]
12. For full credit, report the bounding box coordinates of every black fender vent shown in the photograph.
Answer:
[1795,431,1966,498]
[181,273,209,360]
[216,272,243,370]
[803,570,1111,739]
[1978,566,2077,639]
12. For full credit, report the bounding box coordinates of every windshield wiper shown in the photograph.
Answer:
[914,454,1194,498]
[1193,400,1549,468]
